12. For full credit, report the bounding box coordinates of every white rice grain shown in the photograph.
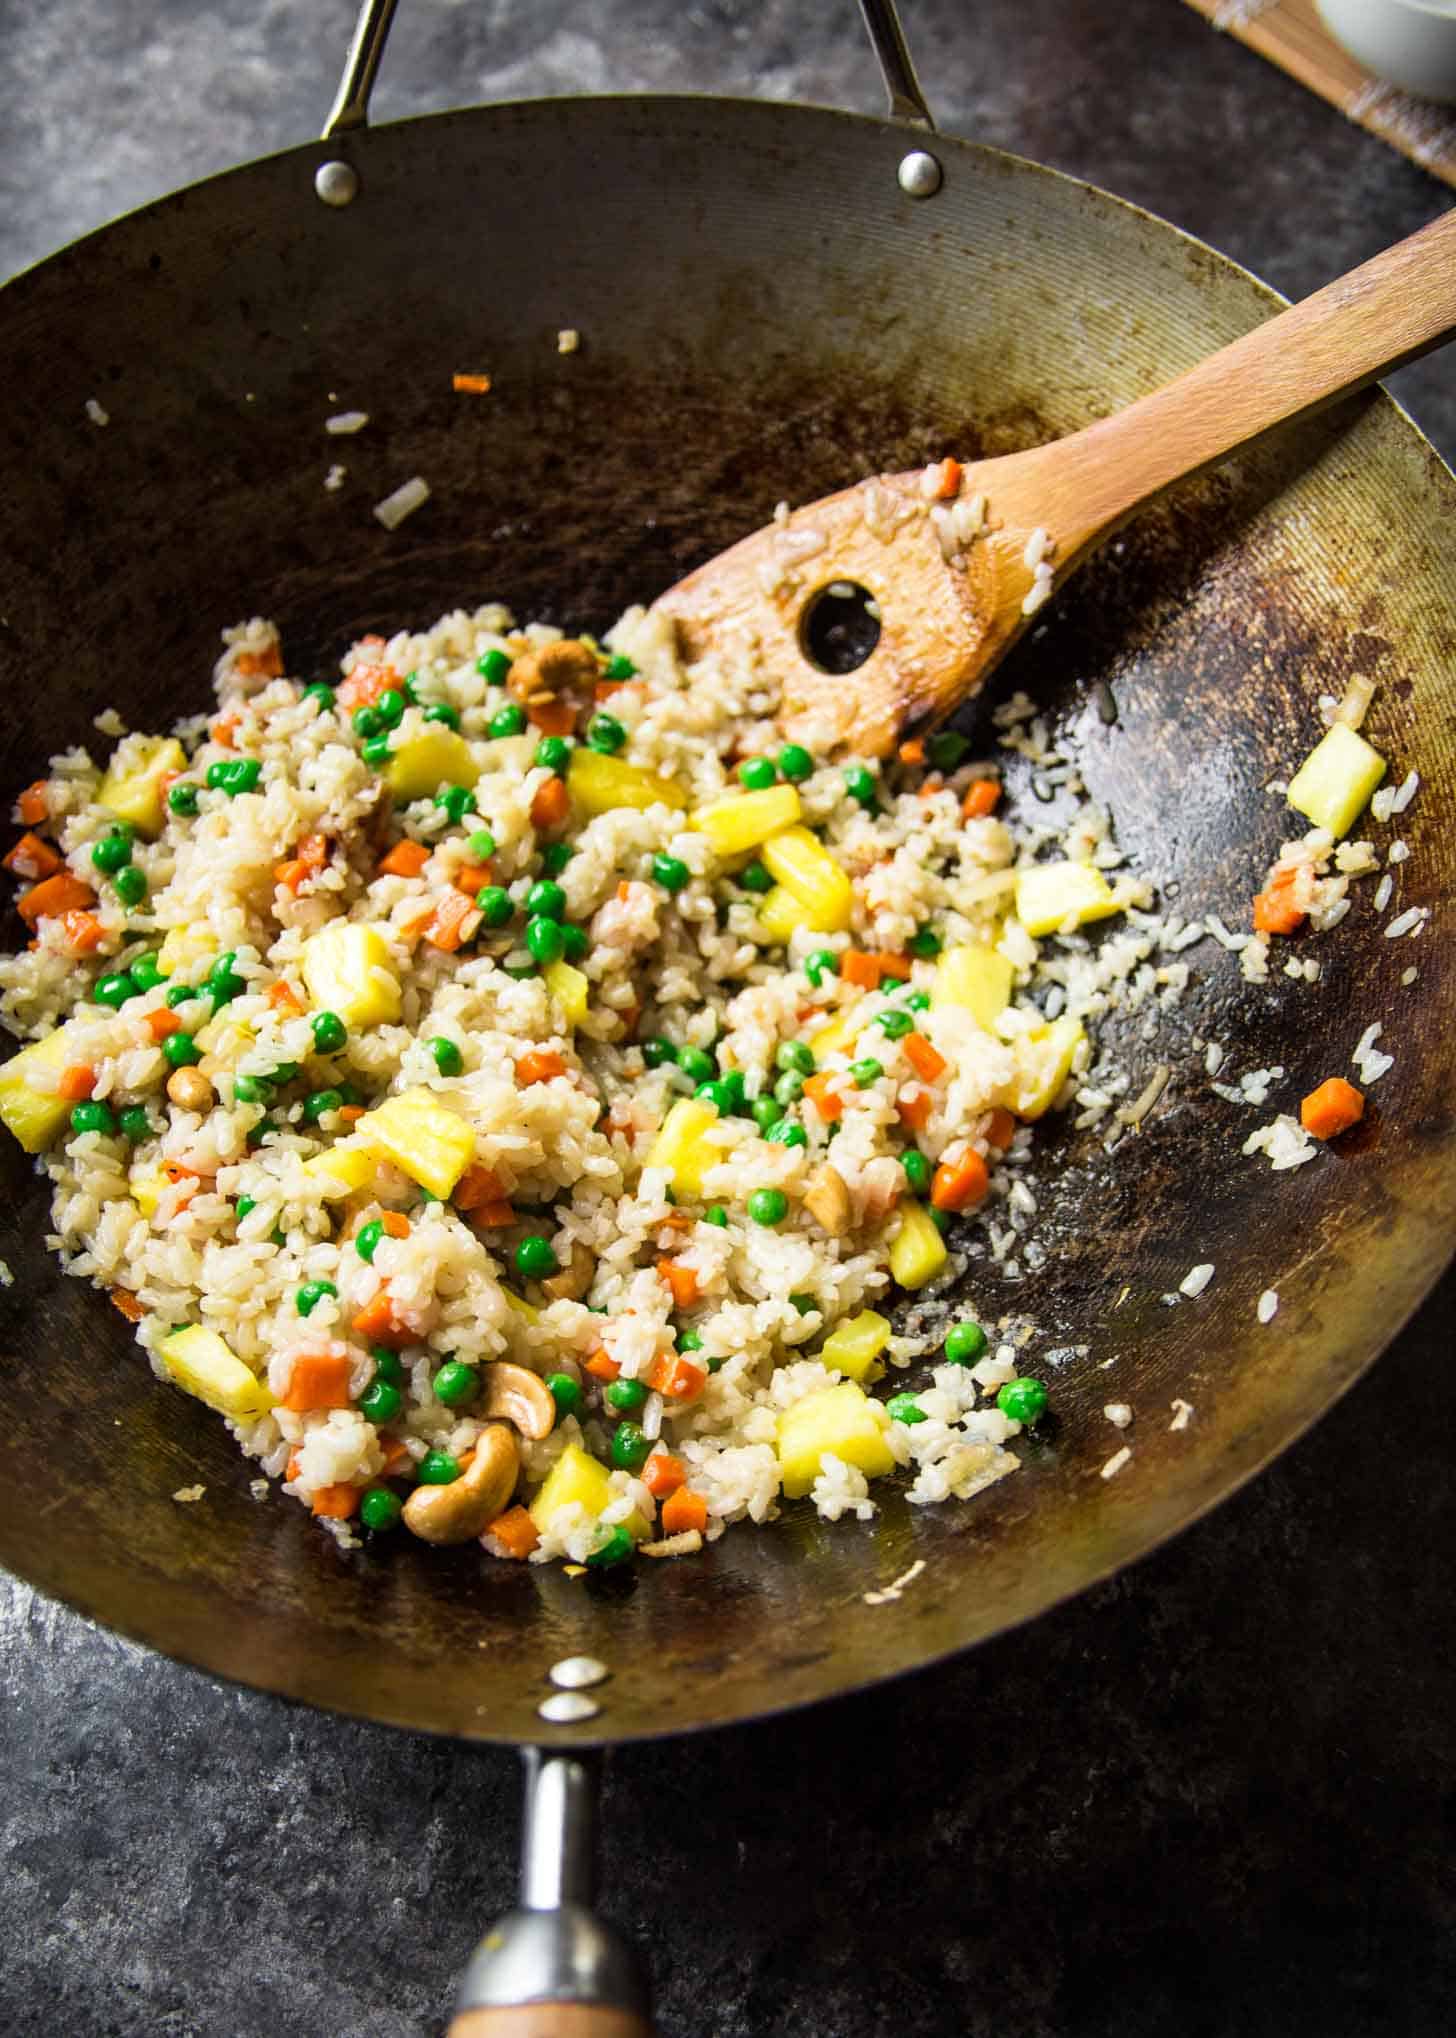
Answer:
[1179,1262,1215,1299]
[373,477,431,530]
[1257,1289,1279,1324]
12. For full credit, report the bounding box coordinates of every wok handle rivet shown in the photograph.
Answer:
[314,159,360,208]
[898,149,943,199]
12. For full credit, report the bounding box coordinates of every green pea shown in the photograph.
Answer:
[526,879,566,921]
[210,758,262,796]
[234,1195,258,1220]
[167,781,200,816]
[421,1038,461,1082]
[927,730,970,771]
[129,955,164,992]
[359,1379,402,1423]
[558,921,587,961]
[113,865,147,907]
[353,705,383,738]
[586,1524,636,1569]
[503,963,538,980]
[843,763,878,807]
[310,1010,347,1054]
[546,1372,582,1420]
[704,1206,728,1228]
[232,1075,269,1103]
[997,1378,1049,1424]
[928,1206,950,1234]
[944,1321,988,1365]
[804,949,839,987]
[375,688,406,728]
[165,983,197,1009]
[489,702,527,739]
[246,1116,277,1148]
[677,1046,715,1084]
[652,853,689,894]
[364,1347,402,1387]
[604,654,636,681]
[768,1120,808,1149]
[476,649,511,685]
[776,1040,815,1076]
[465,828,497,861]
[514,1234,559,1280]
[877,1009,913,1040]
[901,1149,931,1195]
[852,1057,884,1088]
[642,1037,677,1070]
[161,1033,200,1068]
[605,1377,647,1414]
[93,971,136,1010]
[118,1106,152,1142]
[778,743,814,782]
[748,1187,788,1226]
[694,1079,734,1114]
[526,915,565,964]
[418,1450,461,1485]
[302,682,335,713]
[909,926,942,959]
[360,1487,403,1532]
[738,756,777,790]
[424,702,460,729]
[881,976,907,993]
[752,1096,784,1133]
[70,1101,116,1136]
[586,713,625,754]
[719,1070,746,1112]
[540,841,573,877]
[887,1393,928,1425]
[354,1220,384,1263]
[904,990,931,1012]
[432,1360,478,1408]
[295,1279,338,1317]
[208,954,246,1008]
[535,736,571,772]
[476,885,513,926]
[773,1071,805,1108]
[610,1421,651,1471]
[738,860,773,894]
[789,1293,817,1316]
[91,833,132,874]
[678,1329,705,1351]
[301,1088,342,1124]
[435,783,477,821]
[362,734,392,767]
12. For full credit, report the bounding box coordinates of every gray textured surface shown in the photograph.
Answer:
[2,3,1453,2034]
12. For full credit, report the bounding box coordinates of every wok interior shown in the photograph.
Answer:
[0,100,1451,1743]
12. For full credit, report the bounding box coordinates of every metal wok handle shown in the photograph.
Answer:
[323,0,936,139]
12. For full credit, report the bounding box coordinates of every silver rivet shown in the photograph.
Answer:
[314,160,360,208]
[548,1655,610,1691]
[537,1691,601,1725]
[898,150,943,199]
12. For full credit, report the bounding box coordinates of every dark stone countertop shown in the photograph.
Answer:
[1,4,1452,2034]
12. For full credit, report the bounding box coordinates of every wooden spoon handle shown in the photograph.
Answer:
[1038,204,1456,558]
[447,2008,652,2037]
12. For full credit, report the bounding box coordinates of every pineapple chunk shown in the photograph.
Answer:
[888,1199,948,1289]
[130,1171,169,1219]
[756,885,816,945]
[691,785,802,856]
[1286,722,1386,837]
[302,1141,378,1196]
[159,1325,273,1419]
[760,826,853,931]
[157,925,217,978]
[567,748,687,816]
[300,922,401,1028]
[543,958,589,1027]
[98,736,187,839]
[644,1096,720,1196]
[503,1288,541,1325]
[820,1309,892,1385]
[1008,1015,1085,1119]
[0,1027,76,1153]
[933,943,1014,1028]
[808,1001,868,1063]
[777,1381,895,1498]
[529,1441,613,1532]
[1014,861,1121,938]
[382,726,480,805]
[355,1087,476,1198]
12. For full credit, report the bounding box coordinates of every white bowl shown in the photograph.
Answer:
[1318,0,1456,101]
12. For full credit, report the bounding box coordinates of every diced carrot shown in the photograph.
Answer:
[594,678,623,702]
[903,1033,947,1083]
[803,1072,844,1123]
[1253,870,1305,936]
[527,697,577,737]
[379,1211,410,1240]
[657,1257,700,1309]
[337,663,399,710]
[267,979,304,1013]
[487,1504,540,1559]
[143,1007,181,1042]
[452,372,493,395]
[961,779,1001,820]
[235,644,284,679]
[17,872,95,926]
[530,775,570,831]
[3,832,61,880]
[162,1160,200,1185]
[59,910,107,956]
[454,861,495,897]
[931,1150,990,1214]
[517,1048,566,1086]
[658,1208,695,1232]
[17,782,49,827]
[1300,1076,1365,1141]
[351,1291,408,1345]
[840,950,880,990]
[453,1162,508,1211]
[469,1199,516,1229]
[984,1106,1017,1150]
[339,1104,365,1123]
[645,1351,707,1402]
[110,1287,145,1323]
[280,1351,354,1412]
[928,456,962,500]
[377,1435,412,1475]
[211,711,242,749]
[898,1087,933,1133]
[897,738,926,767]
[275,833,327,893]
[311,1483,360,1520]
[584,1348,621,1384]
[642,1452,686,1499]
[57,1064,96,1101]
[423,888,480,953]
[661,1488,708,1536]
[378,839,431,880]
[286,1450,303,1482]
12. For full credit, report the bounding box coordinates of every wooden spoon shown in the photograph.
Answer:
[654,207,1456,757]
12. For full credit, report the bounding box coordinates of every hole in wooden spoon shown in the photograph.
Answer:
[799,581,882,674]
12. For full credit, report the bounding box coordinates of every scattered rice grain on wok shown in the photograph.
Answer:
[0,533,1408,1564]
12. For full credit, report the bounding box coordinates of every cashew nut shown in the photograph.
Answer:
[508,639,599,704]
[402,1422,519,1545]
[477,1360,556,1441]
[539,1238,595,1303]
[803,1163,851,1236]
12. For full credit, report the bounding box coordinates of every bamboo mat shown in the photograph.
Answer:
[1184,0,1456,188]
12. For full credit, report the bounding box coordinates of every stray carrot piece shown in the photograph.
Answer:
[57,1064,96,1101]
[470,1199,516,1229]
[59,910,106,956]
[594,678,623,702]
[898,738,926,767]
[903,1033,947,1084]
[931,1150,991,1214]
[530,775,571,832]
[286,1450,303,1483]
[1300,1076,1365,1141]
[17,872,95,926]
[379,1211,410,1240]
[267,978,304,1013]
[487,1504,540,1559]
[984,1106,1017,1151]
[311,1483,360,1520]
[143,1008,181,1042]
[337,663,399,711]
[642,1452,687,1500]
[646,1351,707,1402]
[162,1160,200,1185]
[452,372,493,395]
[379,839,431,880]
[961,779,1001,820]
[658,1208,695,1232]
[1253,871,1305,936]
[423,888,480,953]
[454,861,495,897]
[527,696,577,737]
[840,949,880,990]
[3,832,61,881]
[338,1104,365,1123]
[280,1351,353,1413]
[454,1164,508,1211]
[211,711,242,750]
[235,644,284,679]
[898,1087,933,1133]
[929,456,963,499]
[584,1348,621,1384]
[803,1072,844,1123]
[377,1435,412,1476]
[110,1287,145,1323]
[616,880,632,904]
[516,1048,566,1086]
[18,782,49,826]
[352,1291,407,1346]
[276,833,327,893]
[657,1257,700,1309]
[661,1488,709,1536]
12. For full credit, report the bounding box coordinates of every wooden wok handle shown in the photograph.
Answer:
[448,2008,651,2037]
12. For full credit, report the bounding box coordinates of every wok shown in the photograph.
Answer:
[0,0,1453,2026]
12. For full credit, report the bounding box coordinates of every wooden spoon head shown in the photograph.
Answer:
[652,464,1048,757]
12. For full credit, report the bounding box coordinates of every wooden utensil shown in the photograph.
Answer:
[655,205,1456,756]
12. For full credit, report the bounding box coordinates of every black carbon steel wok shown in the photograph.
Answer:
[1,0,1453,1824]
